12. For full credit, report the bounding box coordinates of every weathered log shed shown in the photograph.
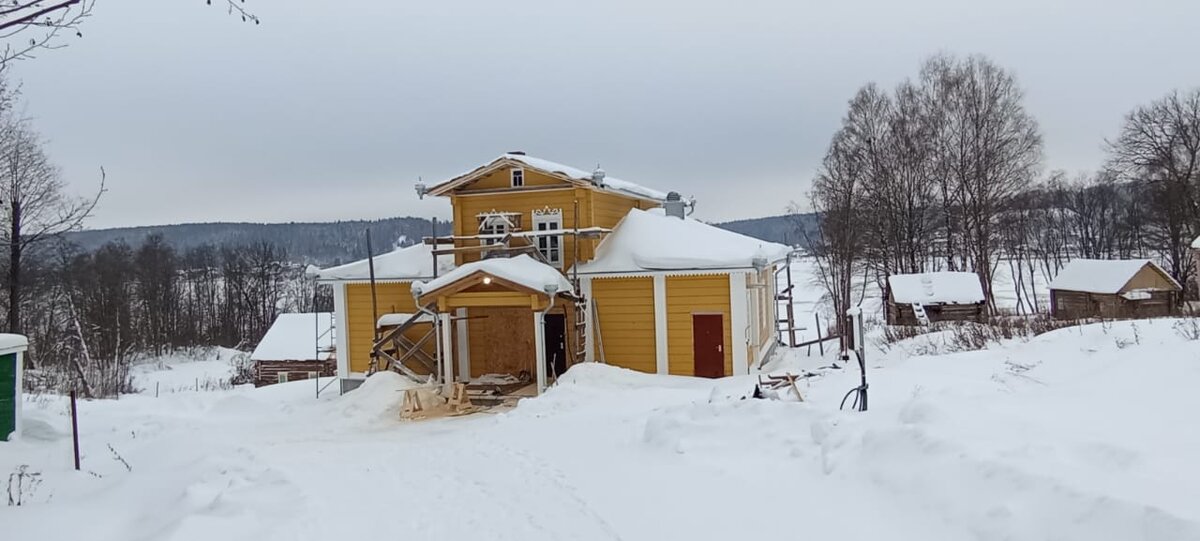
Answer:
[251,313,337,387]
[885,272,987,326]
[1049,259,1181,320]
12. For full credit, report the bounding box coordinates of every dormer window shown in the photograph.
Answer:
[511,168,524,187]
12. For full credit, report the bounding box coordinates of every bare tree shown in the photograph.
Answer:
[0,0,93,65]
[0,116,103,336]
[1106,89,1200,292]
[924,54,1043,308]
[805,94,877,339]
[0,0,258,66]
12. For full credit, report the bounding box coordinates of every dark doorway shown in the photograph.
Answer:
[544,314,567,378]
[692,314,725,378]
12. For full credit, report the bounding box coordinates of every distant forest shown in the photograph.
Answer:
[65,217,456,267]
[65,214,808,266]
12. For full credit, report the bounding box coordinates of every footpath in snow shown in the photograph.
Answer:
[3,319,1200,541]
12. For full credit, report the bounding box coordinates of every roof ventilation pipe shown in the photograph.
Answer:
[664,191,687,219]
[508,150,526,156]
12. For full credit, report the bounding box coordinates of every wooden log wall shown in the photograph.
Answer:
[255,360,337,387]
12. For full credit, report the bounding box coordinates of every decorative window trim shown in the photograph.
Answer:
[511,168,525,187]
[532,208,564,268]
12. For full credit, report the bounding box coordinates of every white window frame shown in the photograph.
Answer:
[477,212,518,247]
[532,208,564,268]
[277,372,288,384]
[511,168,525,187]
[307,371,318,379]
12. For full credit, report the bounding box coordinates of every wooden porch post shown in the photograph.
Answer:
[439,312,454,388]
[533,311,547,394]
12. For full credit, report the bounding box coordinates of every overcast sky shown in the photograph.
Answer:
[13,0,1200,229]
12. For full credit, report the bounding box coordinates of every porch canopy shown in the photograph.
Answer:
[412,254,575,393]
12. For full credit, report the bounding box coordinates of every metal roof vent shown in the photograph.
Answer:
[591,166,606,185]
[664,191,686,219]
[507,150,526,156]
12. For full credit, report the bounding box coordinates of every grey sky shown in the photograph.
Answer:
[15,0,1200,229]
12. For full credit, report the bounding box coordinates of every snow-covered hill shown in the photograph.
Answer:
[2,319,1198,540]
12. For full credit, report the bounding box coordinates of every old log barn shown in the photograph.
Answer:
[251,313,337,386]
[1049,259,1181,320]
[885,271,986,325]
[317,153,792,396]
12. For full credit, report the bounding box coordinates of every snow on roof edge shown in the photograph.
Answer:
[1048,259,1181,294]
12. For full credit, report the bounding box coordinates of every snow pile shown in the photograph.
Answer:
[334,371,426,423]
[6,319,1200,541]
[1048,258,1178,293]
[416,254,573,296]
[316,242,455,282]
[575,208,792,273]
[887,271,984,304]
[251,313,333,361]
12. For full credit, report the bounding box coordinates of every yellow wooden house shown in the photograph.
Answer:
[317,153,791,394]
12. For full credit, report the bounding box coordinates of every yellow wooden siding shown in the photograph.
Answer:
[451,190,583,268]
[1122,265,1179,292]
[345,282,421,373]
[591,277,657,374]
[449,177,653,269]
[460,167,568,192]
[666,275,732,376]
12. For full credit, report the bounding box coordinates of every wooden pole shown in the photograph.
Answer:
[431,217,439,278]
[815,313,824,356]
[786,254,797,347]
[573,199,580,287]
[70,390,80,471]
[366,229,379,341]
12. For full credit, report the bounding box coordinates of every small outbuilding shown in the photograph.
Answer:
[251,313,336,387]
[885,272,987,325]
[0,334,29,442]
[1049,259,1181,320]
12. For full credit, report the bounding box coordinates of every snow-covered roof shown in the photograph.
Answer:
[573,208,792,274]
[251,313,334,362]
[433,153,670,201]
[415,254,573,298]
[888,272,985,305]
[1048,259,1180,294]
[0,333,28,354]
[377,312,434,328]
[316,243,455,282]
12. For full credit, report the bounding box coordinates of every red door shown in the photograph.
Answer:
[692,314,725,378]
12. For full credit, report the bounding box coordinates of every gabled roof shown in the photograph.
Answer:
[251,313,334,362]
[887,272,985,305]
[316,243,455,282]
[1048,259,1181,294]
[427,153,669,201]
[573,208,792,274]
[414,254,573,300]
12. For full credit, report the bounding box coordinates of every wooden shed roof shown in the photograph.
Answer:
[1048,259,1181,294]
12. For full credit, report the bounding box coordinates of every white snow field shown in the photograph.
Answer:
[4,320,1200,541]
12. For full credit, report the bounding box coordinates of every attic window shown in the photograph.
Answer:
[511,168,525,187]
